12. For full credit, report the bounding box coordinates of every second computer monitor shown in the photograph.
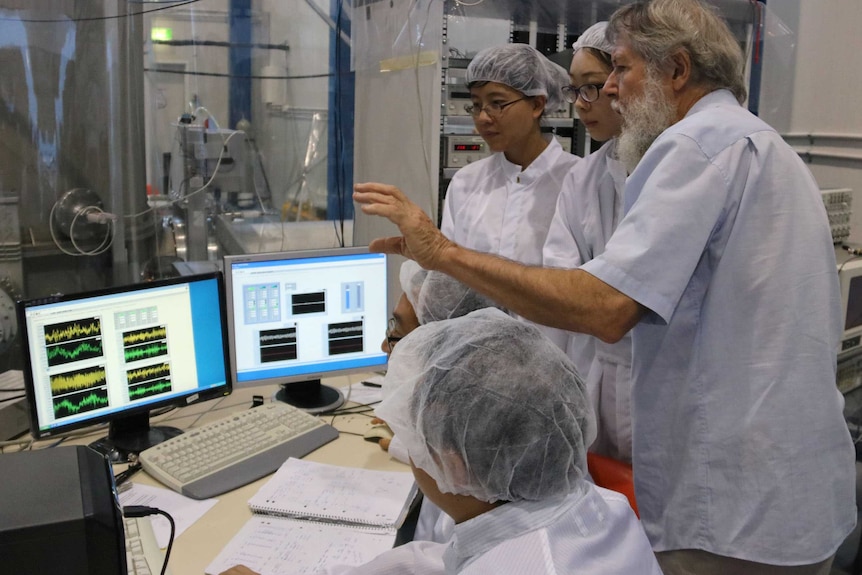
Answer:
[224,247,389,413]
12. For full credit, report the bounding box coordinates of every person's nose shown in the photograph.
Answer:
[574,94,590,112]
[603,71,619,98]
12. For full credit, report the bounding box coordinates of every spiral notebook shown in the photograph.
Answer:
[248,457,417,532]
[204,458,417,575]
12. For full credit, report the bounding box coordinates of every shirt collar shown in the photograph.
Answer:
[442,483,588,572]
[497,135,562,186]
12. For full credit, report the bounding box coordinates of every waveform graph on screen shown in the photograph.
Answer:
[50,365,109,418]
[123,325,169,363]
[43,317,104,368]
[328,320,364,355]
[126,362,173,400]
[259,325,297,363]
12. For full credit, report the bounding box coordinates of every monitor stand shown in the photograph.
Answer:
[274,379,345,414]
[88,411,183,463]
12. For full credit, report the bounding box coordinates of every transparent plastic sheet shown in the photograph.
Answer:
[141,0,349,260]
[756,1,797,125]
[350,0,441,74]
[0,2,145,287]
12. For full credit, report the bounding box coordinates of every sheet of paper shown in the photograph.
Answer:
[344,379,383,406]
[205,515,395,575]
[119,482,218,548]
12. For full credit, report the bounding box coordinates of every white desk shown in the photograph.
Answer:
[24,374,410,575]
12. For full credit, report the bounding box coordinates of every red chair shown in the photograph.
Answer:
[587,452,639,518]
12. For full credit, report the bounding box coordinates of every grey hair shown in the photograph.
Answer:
[607,0,747,103]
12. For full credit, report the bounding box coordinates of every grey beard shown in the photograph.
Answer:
[613,75,677,174]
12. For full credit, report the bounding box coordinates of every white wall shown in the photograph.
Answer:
[762,0,862,242]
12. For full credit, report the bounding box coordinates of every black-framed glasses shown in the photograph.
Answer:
[464,97,525,119]
[386,317,403,351]
[561,83,605,104]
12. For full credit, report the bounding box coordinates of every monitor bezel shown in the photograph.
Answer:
[16,271,233,441]
[223,246,389,402]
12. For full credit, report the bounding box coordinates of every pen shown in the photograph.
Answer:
[361,380,382,388]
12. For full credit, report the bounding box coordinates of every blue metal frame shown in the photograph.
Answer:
[229,0,253,128]
[327,0,355,222]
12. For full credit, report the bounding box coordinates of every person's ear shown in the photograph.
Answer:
[669,49,692,92]
[531,95,547,119]
[444,451,470,485]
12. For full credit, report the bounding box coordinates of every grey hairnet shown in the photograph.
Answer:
[399,261,502,324]
[572,21,614,56]
[376,308,595,503]
[466,43,570,112]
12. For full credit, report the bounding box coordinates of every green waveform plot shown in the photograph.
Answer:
[53,392,109,417]
[129,379,173,399]
[124,341,168,362]
[47,341,103,361]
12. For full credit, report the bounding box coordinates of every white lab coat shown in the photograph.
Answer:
[322,484,662,575]
[543,139,633,462]
[581,90,856,564]
[390,136,581,541]
[440,136,580,266]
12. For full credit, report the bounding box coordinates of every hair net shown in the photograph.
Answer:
[572,21,614,56]
[399,261,502,324]
[376,308,595,503]
[466,43,570,112]
[399,260,427,312]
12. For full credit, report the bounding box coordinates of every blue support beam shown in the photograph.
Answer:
[327,0,354,223]
[229,0,253,128]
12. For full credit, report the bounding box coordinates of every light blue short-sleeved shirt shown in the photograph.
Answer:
[581,90,856,564]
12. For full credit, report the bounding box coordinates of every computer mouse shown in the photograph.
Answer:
[363,423,394,443]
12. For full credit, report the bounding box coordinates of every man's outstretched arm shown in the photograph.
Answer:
[353,182,644,342]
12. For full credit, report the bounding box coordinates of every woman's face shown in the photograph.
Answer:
[569,48,622,143]
[468,81,542,153]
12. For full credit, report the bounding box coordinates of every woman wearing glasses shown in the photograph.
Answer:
[544,22,632,463]
[439,43,579,273]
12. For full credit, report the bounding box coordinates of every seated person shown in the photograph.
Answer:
[221,308,662,575]
[379,261,502,461]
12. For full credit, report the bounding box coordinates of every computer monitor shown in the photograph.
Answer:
[16,272,232,461]
[224,247,389,413]
[839,253,862,358]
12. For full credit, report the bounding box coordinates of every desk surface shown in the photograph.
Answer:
[16,373,410,575]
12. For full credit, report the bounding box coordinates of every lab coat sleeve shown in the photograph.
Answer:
[320,540,447,575]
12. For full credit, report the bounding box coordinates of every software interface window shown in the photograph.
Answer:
[23,282,223,433]
[230,253,388,382]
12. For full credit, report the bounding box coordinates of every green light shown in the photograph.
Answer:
[151,27,173,42]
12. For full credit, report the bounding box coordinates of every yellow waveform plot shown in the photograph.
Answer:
[50,367,107,393]
[44,320,102,344]
[123,326,167,345]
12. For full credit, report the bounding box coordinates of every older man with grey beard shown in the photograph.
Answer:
[352,0,856,573]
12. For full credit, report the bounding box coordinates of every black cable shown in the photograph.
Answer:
[151,39,289,51]
[3,0,201,23]
[123,506,175,575]
[0,394,25,403]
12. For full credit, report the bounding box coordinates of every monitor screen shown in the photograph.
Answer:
[16,272,231,461]
[224,247,388,413]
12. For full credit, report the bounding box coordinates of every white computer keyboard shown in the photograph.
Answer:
[125,516,173,575]
[139,402,340,499]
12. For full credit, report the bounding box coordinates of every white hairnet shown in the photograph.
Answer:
[466,43,570,112]
[376,308,595,503]
[399,261,502,324]
[572,21,614,56]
